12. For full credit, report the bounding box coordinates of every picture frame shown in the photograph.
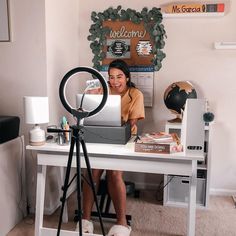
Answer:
[0,0,10,42]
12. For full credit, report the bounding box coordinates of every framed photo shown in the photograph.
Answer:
[0,0,10,41]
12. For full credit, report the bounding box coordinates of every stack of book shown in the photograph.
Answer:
[135,132,181,154]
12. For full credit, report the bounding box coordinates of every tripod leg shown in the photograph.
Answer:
[80,139,106,236]
[57,136,75,236]
[75,136,83,236]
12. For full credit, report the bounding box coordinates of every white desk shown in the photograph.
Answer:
[27,141,203,236]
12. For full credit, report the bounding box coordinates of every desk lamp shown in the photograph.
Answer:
[24,96,49,146]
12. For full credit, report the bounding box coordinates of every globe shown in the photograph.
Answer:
[164,81,197,123]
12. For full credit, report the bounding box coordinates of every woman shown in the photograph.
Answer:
[78,59,145,236]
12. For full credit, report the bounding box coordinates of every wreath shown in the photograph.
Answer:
[87,6,167,71]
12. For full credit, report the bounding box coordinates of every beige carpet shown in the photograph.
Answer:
[6,190,236,236]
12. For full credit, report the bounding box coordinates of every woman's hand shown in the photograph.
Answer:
[129,118,138,134]
[87,87,103,94]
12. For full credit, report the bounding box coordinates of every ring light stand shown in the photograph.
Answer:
[57,67,108,236]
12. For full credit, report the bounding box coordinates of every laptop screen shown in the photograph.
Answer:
[76,94,122,127]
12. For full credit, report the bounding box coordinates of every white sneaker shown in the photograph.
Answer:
[75,219,94,233]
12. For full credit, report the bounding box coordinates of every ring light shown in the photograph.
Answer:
[59,66,108,121]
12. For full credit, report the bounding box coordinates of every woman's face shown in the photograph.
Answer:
[108,68,128,94]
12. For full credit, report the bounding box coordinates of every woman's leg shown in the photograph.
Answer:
[106,170,127,226]
[82,169,104,220]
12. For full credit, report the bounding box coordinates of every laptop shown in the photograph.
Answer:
[76,94,122,126]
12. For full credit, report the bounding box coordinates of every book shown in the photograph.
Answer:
[135,132,181,154]
[206,4,225,13]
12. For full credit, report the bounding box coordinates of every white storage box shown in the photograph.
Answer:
[166,175,206,206]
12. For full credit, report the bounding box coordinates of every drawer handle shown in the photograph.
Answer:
[181,180,189,184]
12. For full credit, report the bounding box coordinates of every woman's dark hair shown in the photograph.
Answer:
[108,59,136,88]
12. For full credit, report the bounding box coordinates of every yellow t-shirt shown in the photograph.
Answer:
[110,87,145,134]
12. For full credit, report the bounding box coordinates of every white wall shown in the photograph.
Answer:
[45,0,80,125]
[0,0,80,214]
[43,0,80,212]
[78,0,236,195]
[0,0,47,118]
[0,0,48,216]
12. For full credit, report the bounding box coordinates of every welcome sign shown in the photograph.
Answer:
[102,20,153,67]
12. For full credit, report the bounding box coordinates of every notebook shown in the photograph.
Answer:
[76,94,122,126]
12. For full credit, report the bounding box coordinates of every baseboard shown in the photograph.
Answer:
[210,188,236,196]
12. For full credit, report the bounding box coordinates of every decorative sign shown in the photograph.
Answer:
[88,6,166,71]
[102,20,153,67]
[162,2,225,13]
[106,39,130,58]
[109,25,147,39]
[136,41,152,56]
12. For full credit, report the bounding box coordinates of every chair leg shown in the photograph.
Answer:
[99,193,106,212]
[104,195,111,213]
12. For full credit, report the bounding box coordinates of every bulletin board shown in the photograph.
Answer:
[88,7,167,107]
[102,20,153,67]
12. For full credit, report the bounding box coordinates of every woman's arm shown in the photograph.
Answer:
[129,118,138,128]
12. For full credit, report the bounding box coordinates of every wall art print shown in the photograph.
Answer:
[0,0,10,42]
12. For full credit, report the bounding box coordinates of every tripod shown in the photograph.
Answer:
[57,121,105,236]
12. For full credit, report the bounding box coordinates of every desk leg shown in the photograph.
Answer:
[35,165,47,236]
[187,160,197,236]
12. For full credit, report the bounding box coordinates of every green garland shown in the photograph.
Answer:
[87,6,167,71]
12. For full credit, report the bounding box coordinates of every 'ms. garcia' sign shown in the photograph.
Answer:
[162,2,225,13]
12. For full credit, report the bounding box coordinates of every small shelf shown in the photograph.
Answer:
[163,12,225,18]
[214,42,236,50]
[164,121,211,208]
